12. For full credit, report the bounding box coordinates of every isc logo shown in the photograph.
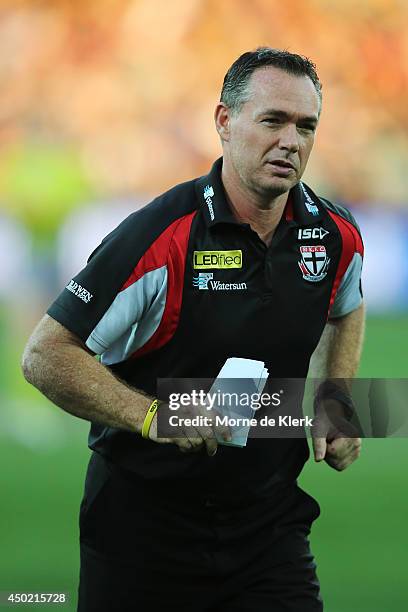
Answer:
[297,227,329,240]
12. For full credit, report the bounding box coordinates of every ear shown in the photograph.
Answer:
[214,103,231,142]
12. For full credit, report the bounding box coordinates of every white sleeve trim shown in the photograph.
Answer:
[330,253,363,318]
[85,266,167,361]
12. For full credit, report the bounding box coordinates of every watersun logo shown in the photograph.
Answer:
[203,184,215,220]
[193,272,247,291]
[192,272,213,290]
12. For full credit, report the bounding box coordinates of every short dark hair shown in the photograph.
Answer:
[220,47,322,114]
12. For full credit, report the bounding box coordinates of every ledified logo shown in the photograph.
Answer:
[193,250,242,269]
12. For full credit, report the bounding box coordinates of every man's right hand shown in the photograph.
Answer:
[147,402,232,456]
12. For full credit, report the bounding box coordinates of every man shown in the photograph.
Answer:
[22,48,364,611]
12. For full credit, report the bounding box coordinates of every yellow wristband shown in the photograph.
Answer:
[141,399,159,439]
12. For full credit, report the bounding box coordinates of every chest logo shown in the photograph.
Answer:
[193,250,242,269]
[298,246,330,282]
[193,272,247,291]
[297,227,329,240]
[193,272,213,290]
[300,182,319,216]
[203,184,215,220]
[66,280,93,303]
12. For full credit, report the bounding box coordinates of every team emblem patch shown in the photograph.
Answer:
[298,245,330,282]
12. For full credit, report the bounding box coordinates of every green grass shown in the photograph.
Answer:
[358,315,408,377]
[0,315,407,611]
[301,439,408,611]
[0,431,89,611]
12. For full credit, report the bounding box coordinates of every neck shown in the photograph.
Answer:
[221,164,289,246]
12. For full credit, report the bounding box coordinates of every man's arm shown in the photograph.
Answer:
[310,302,365,381]
[309,302,365,469]
[22,315,155,433]
[22,315,223,454]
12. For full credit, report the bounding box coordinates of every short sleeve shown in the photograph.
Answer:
[47,211,168,364]
[329,252,363,318]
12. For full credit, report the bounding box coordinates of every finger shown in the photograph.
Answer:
[326,441,361,470]
[189,422,219,456]
[327,454,355,471]
[187,436,206,451]
[327,437,357,457]
[220,426,232,442]
[196,426,218,456]
[327,437,348,456]
[205,438,218,456]
[183,424,209,452]
[174,437,194,452]
[327,458,348,471]
[211,410,232,442]
[193,405,231,444]
[148,419,177,445]
[152,436,175,445]
[312,436,327,462]
[215,426,232,443]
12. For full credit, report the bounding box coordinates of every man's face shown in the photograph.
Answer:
[220,66,321,199]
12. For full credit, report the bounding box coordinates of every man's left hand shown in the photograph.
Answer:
[312,402,361,471]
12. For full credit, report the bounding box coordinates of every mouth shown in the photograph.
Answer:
[266,159,296,176]
[268,159,296,170]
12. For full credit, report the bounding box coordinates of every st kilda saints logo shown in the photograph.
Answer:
[298,245,330,282]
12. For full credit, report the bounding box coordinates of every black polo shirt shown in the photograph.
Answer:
[48,158,363,493]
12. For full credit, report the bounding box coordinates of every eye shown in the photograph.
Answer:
[261,118,281,126]
[298,124,316,133]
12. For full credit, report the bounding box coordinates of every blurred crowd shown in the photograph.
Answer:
[0,0,407,317]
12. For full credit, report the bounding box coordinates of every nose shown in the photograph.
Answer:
[278,123,299,153]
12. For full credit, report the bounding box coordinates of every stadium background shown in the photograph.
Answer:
[0,1,407,610]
